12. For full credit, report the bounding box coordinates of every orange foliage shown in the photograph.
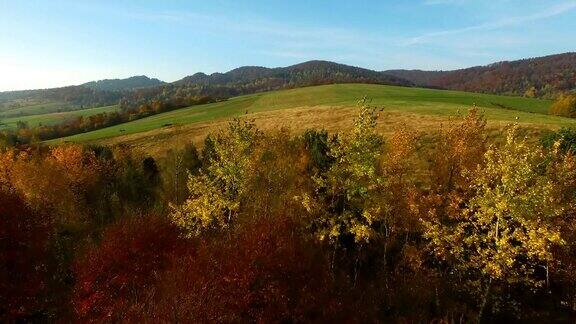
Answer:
[425,107,487,220]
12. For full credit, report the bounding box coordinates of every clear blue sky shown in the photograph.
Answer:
[1,0,575,91]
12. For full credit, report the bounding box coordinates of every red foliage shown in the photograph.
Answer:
[71,215,184,322]
[0,190,52,321]
[151,216,363,322]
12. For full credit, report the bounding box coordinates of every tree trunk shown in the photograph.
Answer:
[477,278,492,324]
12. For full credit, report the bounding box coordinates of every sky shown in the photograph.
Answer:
[0,0,575,91]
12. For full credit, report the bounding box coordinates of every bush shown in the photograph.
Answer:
[542,127,576,154]
[549,94,576,117]
[71,215,184,322]
[151,216,367,322]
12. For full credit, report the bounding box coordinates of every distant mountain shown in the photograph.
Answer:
[82,76,165,91]
[175,60,413,90]
[385,52,576,98]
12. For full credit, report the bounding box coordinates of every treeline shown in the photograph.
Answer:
[386,52,576,98]
[3,101,576,322]
[0,95,216,144]
[0,86,124,110]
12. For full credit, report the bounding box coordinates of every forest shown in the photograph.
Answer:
[387,52,576,98]
[2,99,576,322]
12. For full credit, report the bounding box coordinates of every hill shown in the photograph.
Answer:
[176,60,412,89]
[0,87,123,115]
[0,105,120,130]
[385,52,576,98]
[50,84,576,156]
[82,76,165,91]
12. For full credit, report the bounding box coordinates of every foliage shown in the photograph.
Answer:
[150,216,365,322]
[425,107,488,222]
[160,143,202,204]
[170,118,260,237]
[549,93,576,117]
[302,98,386,245]
[302,129,334,173]
[4,100,576,321]
[72,215,183,322]
[541,127,576,154]
[424,126,564,317]
[388,52,576,98]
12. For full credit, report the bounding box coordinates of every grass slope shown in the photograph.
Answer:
[0,101,75,118]
[0,105,120,130]
[52,84,575,144]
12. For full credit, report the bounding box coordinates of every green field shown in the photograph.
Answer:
[50,84,576,143]
[0,105,120,130]
[0,101,78,118]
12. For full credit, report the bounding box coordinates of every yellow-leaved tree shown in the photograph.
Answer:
[423,126,564,321]
[302,98,386,246]
[170,118,260,237]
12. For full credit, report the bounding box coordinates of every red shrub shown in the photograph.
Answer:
[71,215,184,322]
[152,216,365,322]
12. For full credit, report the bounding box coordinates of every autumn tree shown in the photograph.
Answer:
[302,98,386,246]
[424,126,564,321]
[161,143,202,205]
[170,118,260,237]
[549,93,576,118]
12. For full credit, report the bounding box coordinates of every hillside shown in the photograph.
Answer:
[50,84,576,154]
[176,60,412,88]
[0,105,120,130]
[0,87,122,114]
[385,52,576,98]
[82,76,165,91]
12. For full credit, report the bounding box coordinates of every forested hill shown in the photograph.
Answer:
[82,76,165,91]
[175,60,413,89]
[385,52,576,98]
[0,86,124,110]
[118,60,415,110]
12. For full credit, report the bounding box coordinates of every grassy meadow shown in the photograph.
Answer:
[0,105,120,130]
[0,101,77,118]
[46,84,576,155]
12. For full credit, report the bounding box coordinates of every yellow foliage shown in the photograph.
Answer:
[424,125,564,288]
[549,94,576,117]
[170,118,260,237]
[303,98,386,245]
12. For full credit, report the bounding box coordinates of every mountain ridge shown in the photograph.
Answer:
[82,75,165,91]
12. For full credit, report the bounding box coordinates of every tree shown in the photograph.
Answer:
[170,118,260,237]
[426,107,488,222]
[549,94,576,118]
[424,126,564,321]
[301,98,386,246]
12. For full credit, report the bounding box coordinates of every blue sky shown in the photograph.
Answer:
[0,0,575,91]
